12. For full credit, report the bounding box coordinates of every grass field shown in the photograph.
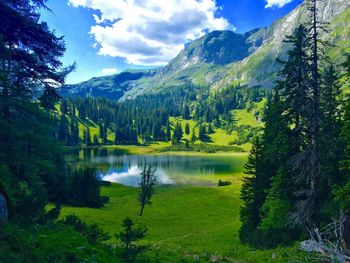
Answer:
[59,151,303,262]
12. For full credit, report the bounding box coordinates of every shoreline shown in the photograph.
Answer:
[64,143,251,156]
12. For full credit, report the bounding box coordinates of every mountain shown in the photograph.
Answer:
[62,0,350,101]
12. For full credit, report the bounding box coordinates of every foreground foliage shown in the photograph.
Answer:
[240,0,350,253]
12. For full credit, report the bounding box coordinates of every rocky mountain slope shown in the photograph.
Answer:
[62,0,350,101]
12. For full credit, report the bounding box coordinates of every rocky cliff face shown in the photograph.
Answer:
[212,0,350,89]
[63,0,350,100]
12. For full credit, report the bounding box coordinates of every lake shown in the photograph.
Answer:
[69,148,247,187]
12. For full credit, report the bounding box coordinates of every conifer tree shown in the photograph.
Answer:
[185,123,190,135]
[117,218,147,263]
[240,137,263,232]
[85,128,92,146]
[93,134,99,146]
[198,124,207,142]
[182,104,190,119]
[172,123,183,145]
[58,115,69,143]
[303,0,323,231]
[190,128,197,144]
[0,0,73,218]
[166,120,171,141]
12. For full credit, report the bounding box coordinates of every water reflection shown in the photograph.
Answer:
[70,148,244,187]
[103,166,175,187]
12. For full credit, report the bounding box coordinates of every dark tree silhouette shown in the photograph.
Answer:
[138,164,157,216]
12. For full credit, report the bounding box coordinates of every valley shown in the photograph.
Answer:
[1,0,350,262]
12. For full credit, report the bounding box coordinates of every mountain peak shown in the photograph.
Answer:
[62,0,350,101]
[180,30,252,65]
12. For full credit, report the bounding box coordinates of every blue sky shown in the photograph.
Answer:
[40,0,300,84]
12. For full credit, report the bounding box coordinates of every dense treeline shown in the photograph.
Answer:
[57,84,265,146]
[240,0,350,253]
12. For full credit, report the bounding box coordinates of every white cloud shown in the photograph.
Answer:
[68,0,233,65]
[101,68,118,75]
[265,0,293,8]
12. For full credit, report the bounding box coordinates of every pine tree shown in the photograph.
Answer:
[166,120,171,141]
[61,99,68,115]
[240,137,263,231]
[172,123,183,145]
[304,0,323,231]
[277,24,309,144]
[207,123,214,134]
[336,54,350,249]
[185,123,190,135]
[117,218,147,263]
[182,104,190,119]
[198,124,207,142]
[0,0,73,218]
[93,134,99,146]
[85,128,92,146]
[58,115,69,143]
[190,128,197,144]
[320,65,342,188]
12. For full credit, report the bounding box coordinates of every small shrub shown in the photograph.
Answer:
[218,180,232,187]
[99,180,112,187]
[117,217,147,263]
[61,214,110,244]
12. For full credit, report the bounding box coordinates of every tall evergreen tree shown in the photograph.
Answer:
[190,128,197,144]
[240,137,263,240]
[304,0,323,231]
[185,123,190,135]
[0,0,73,219]
[85,128,92,146]
[117,218,147,263]
[58,115,69,143]
[165,120,171,141]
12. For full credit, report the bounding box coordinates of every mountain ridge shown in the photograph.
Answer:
[62,0,350,101]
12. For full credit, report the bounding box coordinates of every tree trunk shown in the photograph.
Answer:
[308,0,321,232]
[139,203,145,216]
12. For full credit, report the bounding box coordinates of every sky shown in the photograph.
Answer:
[40,0,301,84]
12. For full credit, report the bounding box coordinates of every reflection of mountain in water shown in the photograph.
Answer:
[102,165,175,187]
[75,149,243,186]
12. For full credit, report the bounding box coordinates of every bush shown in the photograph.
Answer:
[117,218,147,263]
[99,180,112,187]
[68,167,108,208]
[160,143,244,153]
[61,214,110,244]
[230,125,261,145]
[218,180,232,187]
[239,222,303,248]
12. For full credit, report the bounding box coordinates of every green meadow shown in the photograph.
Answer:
[58,151,303,262]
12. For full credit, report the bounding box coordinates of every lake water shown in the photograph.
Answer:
[69,148,246,187]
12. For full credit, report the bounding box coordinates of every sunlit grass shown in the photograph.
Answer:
[59,182,301,262]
